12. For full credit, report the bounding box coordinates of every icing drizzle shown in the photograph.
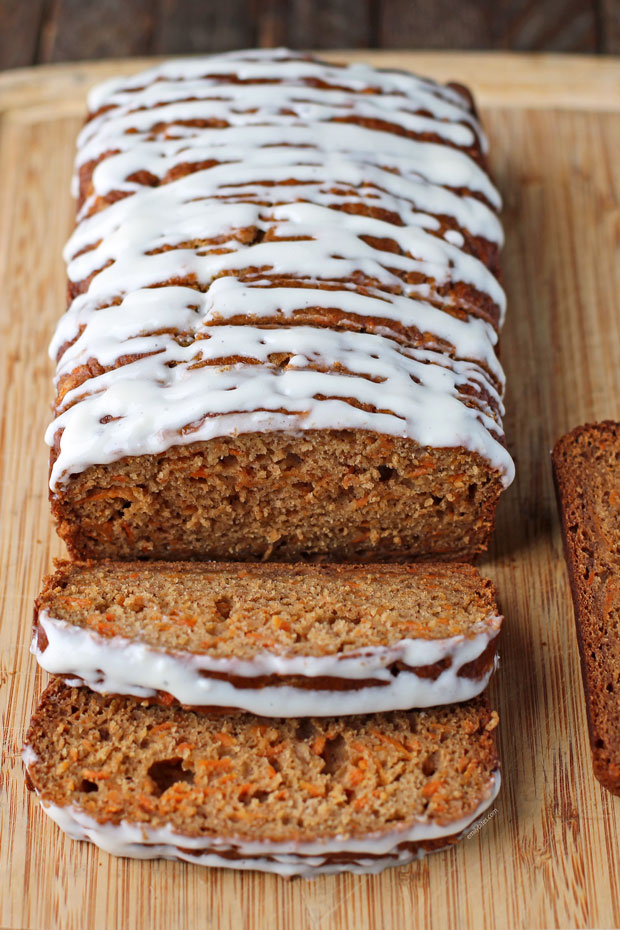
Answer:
[33,609,500,715]
[47,49,514,490]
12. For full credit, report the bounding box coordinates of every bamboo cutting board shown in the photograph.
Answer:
[1,51,620,930]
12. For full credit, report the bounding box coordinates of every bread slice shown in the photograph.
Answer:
[24,681,500,876]
[552,421,620,794]
[32,561,501,716]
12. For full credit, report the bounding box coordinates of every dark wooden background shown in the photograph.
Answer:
[1,0,619,71]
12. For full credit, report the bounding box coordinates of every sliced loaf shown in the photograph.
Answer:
[32,560,501,715]
[24,681,500,876]
[553,421,620,794]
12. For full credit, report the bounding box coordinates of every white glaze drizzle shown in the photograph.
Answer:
[24,747,500,877]
[48,50,513,491]
[33,610,500,715]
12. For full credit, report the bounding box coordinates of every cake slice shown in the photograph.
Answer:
[24,681,500,876]
[32,561,501,716]
[553,421,620,794]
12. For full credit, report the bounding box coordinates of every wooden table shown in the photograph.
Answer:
[1,51,620,930]
[2,0,619,70]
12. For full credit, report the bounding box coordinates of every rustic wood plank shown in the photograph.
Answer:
[1,53,620,930]
[379,0,598,51]
[0,0,45,69]
[151,0,254,53]
[600,0,620,52]
[37,0,154,63]
[254,0,290,48]
[285,0,373,49]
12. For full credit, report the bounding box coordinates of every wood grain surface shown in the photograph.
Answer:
[0,51,620,930]
[2,0,619,70]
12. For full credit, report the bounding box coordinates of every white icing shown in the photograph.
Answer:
[22,745,39,767]
[47,322,512,488]
[33,610,500,715]
[27,759,500,876]
[48,50,514,492]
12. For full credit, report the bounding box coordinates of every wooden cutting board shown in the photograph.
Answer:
[1,51,619,930]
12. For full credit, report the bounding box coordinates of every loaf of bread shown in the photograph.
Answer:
[552,421,620,794]
[24,681,500,876]
[47,49,513,562]
[32,560,501,715]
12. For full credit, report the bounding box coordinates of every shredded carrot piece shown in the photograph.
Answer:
[300,781,326,798]
[60,596,93,609]
[197,758,232,772]
[215,731,236,747]
[352,494,371,509]
[370,730,411,756]
[151,721,173,734]
[406,465,434,478]
[81,768,109,781]
[170,612,197,628]
[348,767,364,786]
[312,735,326,755]
[421,778,443,798]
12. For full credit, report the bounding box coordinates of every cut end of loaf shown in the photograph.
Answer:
[50,431,504,563]
[553,420,620,794]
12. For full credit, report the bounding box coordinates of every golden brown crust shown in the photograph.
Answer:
[552,420,620,794]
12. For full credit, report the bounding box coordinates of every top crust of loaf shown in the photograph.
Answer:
[553,420,620,793]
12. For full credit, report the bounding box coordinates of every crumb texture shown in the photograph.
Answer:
[26,682,499,843]
[37,560,499,658]
[52,433,503,562]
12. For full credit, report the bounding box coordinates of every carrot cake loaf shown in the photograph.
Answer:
[47,49,513,562]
